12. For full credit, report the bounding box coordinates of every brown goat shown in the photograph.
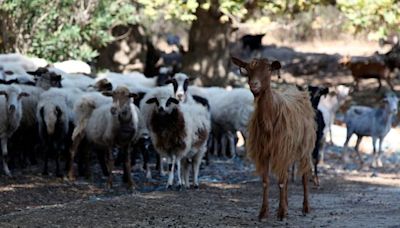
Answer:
[339,55,394,91]
[232,57,316,221]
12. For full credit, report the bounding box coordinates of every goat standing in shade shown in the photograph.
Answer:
[232,57,316,221]
[343,93,399,167]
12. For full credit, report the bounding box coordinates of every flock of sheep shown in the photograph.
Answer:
[0,50,399,221]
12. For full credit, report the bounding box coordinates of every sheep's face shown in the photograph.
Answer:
[231,57,281,97]
[39,104,62,135]
[90,79,113,92]
[103,86,137,119]
[146,95,179,115]
[0,86,29,114]
[383,95,399,114]
[0,65,35,84]
[167,73,189,102]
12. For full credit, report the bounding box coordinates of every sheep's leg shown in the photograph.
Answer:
[212,135,219,156]
[258,162,270,221]
[354,79,360,91]
[313,158,319,186]
[377,137,383,167]
[302,172,310,215]
[354,135,364,165]
[192,151,204,189]
[227,132,236,158]
[1,138,11,177]
[42,145,49,176]
[290,163,296,183]
[141,144,151,179]
[176,157,183,189]
[220,133,227,157]
[67,132,85,180]
[167,155,176,189]
[277,175,289,220]
[105,147,114,189]
[122,145,133,189]
[180,159,190,188]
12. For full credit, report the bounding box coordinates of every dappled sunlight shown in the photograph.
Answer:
[205,182,242,190]
[343,173,400,188]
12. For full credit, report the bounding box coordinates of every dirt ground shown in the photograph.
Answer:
[1,41,400,227]
[1,144,400,227]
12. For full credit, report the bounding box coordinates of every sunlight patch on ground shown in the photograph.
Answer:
[343,173,400,188]
[205,183,242,190]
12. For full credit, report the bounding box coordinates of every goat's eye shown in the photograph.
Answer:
[240,67,248,76]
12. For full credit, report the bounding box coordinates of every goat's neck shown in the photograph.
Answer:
[255,85,276,127]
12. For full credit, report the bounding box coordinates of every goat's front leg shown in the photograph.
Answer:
[1,138,11,177]
[371,137,378,167]
[167,155,176,189]
[377,137,384,167]
[277,174,288,220]
[354,135,364,165]
[258,161,270,221]
[176,157,183,189]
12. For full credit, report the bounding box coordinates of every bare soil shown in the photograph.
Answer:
[1,145,400,227]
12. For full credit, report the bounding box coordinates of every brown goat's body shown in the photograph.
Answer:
[247,86,316,179]
[231,57,316,221]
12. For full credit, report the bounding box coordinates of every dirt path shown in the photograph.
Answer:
[1,148,400,227]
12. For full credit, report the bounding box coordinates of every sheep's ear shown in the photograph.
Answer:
[55,106,62,118]
[322,87,329,96]
[129,93,138,99]
[0,91,7,96]
[271,61,281,71]
[146,97,158,104]
[19,92,30,98]
[231,56,247,68]
[165,78,174,84]
[167,97,179,105]
[102,91,113,97]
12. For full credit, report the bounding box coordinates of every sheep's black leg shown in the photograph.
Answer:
[258,161,270,221]
[1,138,12,176]
[377,78,382,91]
[122,145,133,189]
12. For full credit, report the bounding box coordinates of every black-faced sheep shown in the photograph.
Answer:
[141,87,211,189]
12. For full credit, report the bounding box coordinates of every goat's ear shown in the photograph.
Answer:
[271,61,281,71]
[231,56,247,68]
[146,97,158,104]
[19,92,30,98]
[102,91,113,97]
[322,87,329,95]
[129,93,138,99]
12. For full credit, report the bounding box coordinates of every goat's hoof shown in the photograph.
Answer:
[166,185,173,190]
[258,209,268,221]
[193,185,199,190]
[176,184,184,191]
[277,207,288,220]
[302,205,310,215]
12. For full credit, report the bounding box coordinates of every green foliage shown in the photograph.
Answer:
[0,0,137,62]
[337,0,400,40]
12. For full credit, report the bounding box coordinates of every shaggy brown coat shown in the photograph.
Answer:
[247,86,316,179]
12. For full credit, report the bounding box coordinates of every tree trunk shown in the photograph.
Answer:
[182,0,232,86]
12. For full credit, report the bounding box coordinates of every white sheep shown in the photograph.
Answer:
[68,87,139,189]
[141,87,211,188]
[53,60,91,75]
[36,87,83,176]
[0,63,36,85]
[0,85,29,176]
[0,53,48,71]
